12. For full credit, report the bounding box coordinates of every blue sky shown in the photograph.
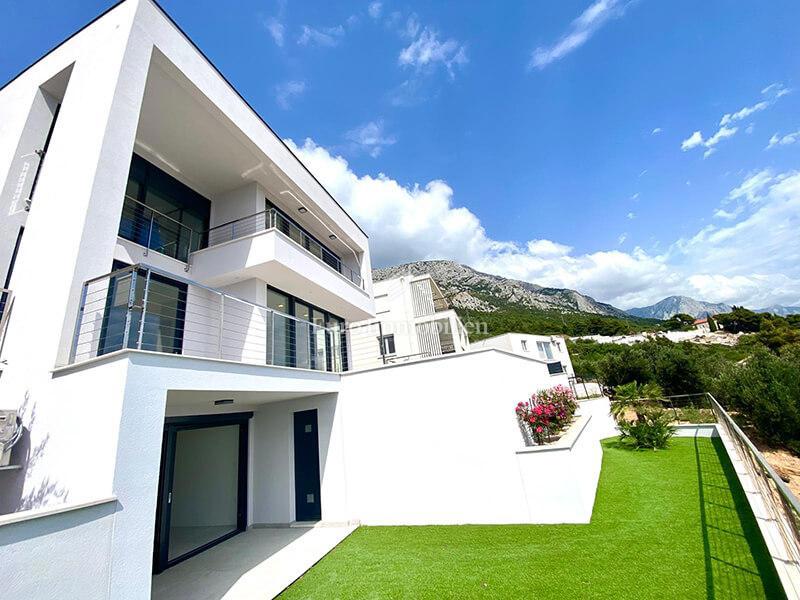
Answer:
[3,0,800,309]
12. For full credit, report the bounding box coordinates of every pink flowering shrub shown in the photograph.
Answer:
[515,385,578,445]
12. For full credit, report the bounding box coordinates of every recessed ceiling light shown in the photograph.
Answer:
[298,206,308,213]
[329,234,337,240]
[214,399,234,405]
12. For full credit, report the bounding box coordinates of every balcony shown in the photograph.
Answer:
[119,196,204,263]
[69,264,344,372]
[205,208,362,288]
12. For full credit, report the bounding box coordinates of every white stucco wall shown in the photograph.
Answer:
[333,349,593,525]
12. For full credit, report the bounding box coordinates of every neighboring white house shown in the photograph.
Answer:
[0,3,613,599]
[348,274,470,370]
[694,317,711,333]
[470,333,574,377]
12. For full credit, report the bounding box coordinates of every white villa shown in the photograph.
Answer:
[471,333,574,378]
[348,273,470,370]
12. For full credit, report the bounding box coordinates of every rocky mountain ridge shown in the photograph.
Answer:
[372,260,629,317]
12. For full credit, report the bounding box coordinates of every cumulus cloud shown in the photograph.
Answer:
[287,138,800,309]
[651,127,662,135]
[681,131,703,151]
[274,80,306,109]
[728,169,773,202]
[344,120,397,157]
[529,0,633,70]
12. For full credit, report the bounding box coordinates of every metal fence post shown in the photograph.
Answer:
[218,294,225,359]
[144,212,155,256]
[69,282,89,363]
[121,269,137,350]
[136,269,152,350]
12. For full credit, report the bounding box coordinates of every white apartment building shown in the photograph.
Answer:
[0,3,614,599]
[470,333,575,378]
[348,274,469,370]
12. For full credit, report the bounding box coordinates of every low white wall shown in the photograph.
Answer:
[336,349,601,525]
[0,498,117,600]
[515,415,602,523]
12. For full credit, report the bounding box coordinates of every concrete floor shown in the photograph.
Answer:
[168,525,236,560]
[151,524,357,600]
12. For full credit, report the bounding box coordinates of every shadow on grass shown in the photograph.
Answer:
[695,436,786,600]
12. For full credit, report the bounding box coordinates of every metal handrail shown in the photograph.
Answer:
[118,196,203,262]
[0,288,13,358]
[201,207,363,288]
[69,263,344,372]
[707,393,800,516]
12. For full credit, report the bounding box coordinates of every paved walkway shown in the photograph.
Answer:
[152,524,357,600]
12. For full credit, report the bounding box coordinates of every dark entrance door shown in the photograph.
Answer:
[153,412,251,574]
[293,409,322,522]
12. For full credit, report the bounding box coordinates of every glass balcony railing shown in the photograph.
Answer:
[118,196,203,262]
[204,207,363,288]
[117,196,363,289]
[69,263,344,372]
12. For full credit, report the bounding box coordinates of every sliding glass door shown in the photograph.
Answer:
[153,413,251,573]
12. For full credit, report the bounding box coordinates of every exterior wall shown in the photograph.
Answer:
[335,350,586,525]
[0,499,118,600]
[349,275,469,370]
[472,333,574,377]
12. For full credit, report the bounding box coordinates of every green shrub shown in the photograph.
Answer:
[617,409,676,450]
[710,345,800,450]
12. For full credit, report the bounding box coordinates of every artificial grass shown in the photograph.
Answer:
[281,437,785,599]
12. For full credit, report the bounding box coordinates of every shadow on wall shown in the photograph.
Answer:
[0,393,68,514]
[694,436,785,599]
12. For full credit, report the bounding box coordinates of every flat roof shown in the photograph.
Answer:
[0,0,368,239]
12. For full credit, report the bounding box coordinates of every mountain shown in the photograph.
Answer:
[626,296,732,320]
[756,305,800,316]
[372,260,629,317]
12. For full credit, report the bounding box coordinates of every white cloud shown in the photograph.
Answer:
[766,130,800,150]
[287,138,800,309]
[682,83,789,157]
[728,169,773,202]
[274,80,306,109]
[719,101,768,127]
[761,83,790,98]
[263,17,285,46]
[297,24,345,47]
[681,131,703,151]
[617,233,627,245]
[682,125,737,157]
[705,125,738,147]
[627,212,636,220]
[630,192,639,201]
[529,0,632,70]
[651,127,662,135]
[398,28,468,77]
[368,2,382,19]
[344,120,397,157]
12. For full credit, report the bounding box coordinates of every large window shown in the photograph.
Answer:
[119,154,211,261]
[537,341,554,360]
[98,260,187,356]
[266,286,348,371]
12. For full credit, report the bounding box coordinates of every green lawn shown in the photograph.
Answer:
[282,437,785,599]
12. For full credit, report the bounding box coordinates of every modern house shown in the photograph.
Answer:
[470,333,574,377]
[1,2,797,600]
[348,273,470,370]
[0,3,591,598]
